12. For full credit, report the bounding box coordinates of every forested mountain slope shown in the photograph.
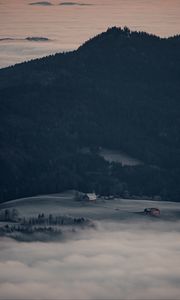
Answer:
[0,27,180,202]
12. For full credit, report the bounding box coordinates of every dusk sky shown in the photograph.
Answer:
[0,0,180,67]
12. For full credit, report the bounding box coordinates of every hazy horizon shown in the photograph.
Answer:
[0,0,180,68]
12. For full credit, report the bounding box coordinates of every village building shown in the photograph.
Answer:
[144,208,160,217]
[74,191,97,203]
[86,193,97,203]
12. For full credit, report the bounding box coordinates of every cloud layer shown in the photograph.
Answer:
[0,37,50,42]
[29,1,53,5]
[0,220,180,299]
[59,2,92,6]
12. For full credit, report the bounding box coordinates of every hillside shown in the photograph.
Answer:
[0,27,180,202]
[0,191,180,241]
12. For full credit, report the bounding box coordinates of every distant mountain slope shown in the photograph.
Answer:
[0,27,180,202]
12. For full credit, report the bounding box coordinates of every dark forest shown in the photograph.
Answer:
[0,27,180,202]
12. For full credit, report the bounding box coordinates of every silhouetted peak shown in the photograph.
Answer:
[106,26,131,35]
[77,26,161,56]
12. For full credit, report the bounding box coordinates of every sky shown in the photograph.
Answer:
[0,0,180,68]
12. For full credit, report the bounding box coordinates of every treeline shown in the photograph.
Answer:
[21,213,89,226]
[0,224,62,236]
[0,212,93,238]
[0,208,19,222]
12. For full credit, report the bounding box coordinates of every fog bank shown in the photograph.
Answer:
[0,220,180,299]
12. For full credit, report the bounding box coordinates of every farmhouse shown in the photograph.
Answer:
[86,193,97,203]
[144,208,160,217]
[74,191,97,203]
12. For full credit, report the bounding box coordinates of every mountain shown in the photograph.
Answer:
[0,27,180,202]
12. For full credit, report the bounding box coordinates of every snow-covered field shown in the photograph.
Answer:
[99,148,142,166]
[0,191,179,220]
[0,192,180,299]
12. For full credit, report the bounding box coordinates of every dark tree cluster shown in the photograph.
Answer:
[21,213,89,226]
[0,223,61,235]
[0,208,19,222]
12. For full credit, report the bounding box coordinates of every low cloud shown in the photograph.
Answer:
[0,220,180,299]
[59,2,92,6]
[29,2,53,6]
[26,37,50,42]
[0,37,50,42]
[28,1,93,6]
[0,42,70,69]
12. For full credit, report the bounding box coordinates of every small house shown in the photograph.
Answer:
[74,191,97,203]
[86,193,97,203]
[144,208,160,217]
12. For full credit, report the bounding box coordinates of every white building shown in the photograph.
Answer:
[86,193,97,203]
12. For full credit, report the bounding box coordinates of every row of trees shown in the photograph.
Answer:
[21,213,88,226]
[0,209,19,222]
[0,224,62,235]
